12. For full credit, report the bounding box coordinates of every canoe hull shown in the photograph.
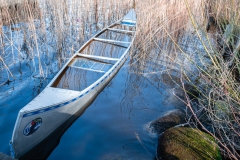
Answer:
[10,8,136,159]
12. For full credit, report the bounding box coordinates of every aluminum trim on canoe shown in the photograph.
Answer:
[71,66,107,73]
[93,40,129,48]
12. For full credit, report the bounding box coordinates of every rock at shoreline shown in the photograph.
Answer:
[150,110,186,134]
[157,127,222,160]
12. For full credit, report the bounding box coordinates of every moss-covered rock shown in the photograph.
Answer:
[157,127,222,160]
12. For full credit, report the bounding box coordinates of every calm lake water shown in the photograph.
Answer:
[0,55,179,159]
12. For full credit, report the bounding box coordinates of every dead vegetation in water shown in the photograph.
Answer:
[131,0,205,77]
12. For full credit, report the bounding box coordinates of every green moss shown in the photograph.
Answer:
[158,127,222,160]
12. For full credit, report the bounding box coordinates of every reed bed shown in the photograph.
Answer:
[0,0,132,78]
[135,0,239,159]
[133,0,240,159]
[131,0,205,77]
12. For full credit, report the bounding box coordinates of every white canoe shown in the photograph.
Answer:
[10,9,136,159]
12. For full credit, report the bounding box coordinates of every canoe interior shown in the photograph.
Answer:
[52,66,103,91]
[51,23,136,92]
[51,57,114,91]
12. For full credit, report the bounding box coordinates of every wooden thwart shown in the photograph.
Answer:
[71,66,106,73]
[107,28,135,34]
[77,53,119,61]
[96,40,128,48]
[93,38,131,44]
